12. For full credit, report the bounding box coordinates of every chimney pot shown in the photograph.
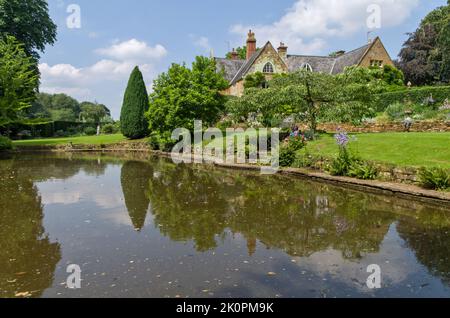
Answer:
[246,30,257,60]
[278,42,288,60]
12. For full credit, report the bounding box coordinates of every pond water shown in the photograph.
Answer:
[1,152,450,298]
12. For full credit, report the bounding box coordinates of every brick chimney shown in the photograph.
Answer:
[230,48,239,60]
[246,30,257,60]
[278,42,288,60]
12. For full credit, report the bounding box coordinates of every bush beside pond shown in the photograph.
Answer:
[0,136,13,151]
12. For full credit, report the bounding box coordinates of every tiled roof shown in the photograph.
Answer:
[215,58,246,82]
[286,55,336,73]
[216,40,374,84]
[331,43,371,74]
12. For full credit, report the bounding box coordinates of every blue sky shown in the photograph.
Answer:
[41,0,447,119]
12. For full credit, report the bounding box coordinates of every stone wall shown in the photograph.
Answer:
[306,121,450,133]
[359,37,395,68]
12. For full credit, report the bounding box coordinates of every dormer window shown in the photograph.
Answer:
[301,63,313,72]
[263,62,274,73]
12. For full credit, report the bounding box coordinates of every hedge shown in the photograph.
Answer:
[375,86,450,112]
[2,121,103,139]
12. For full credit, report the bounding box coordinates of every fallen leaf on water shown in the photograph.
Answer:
[267,272,277,276]
[15,272,27,276]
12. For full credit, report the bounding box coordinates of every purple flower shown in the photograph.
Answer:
[335,131,350,147]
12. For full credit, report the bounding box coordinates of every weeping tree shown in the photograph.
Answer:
[120,66,149,139]
[226,69,378,133]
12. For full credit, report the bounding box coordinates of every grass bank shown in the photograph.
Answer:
[13,134,127,147]
[300,132,450,169]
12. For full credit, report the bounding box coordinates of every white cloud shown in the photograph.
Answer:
[231,0,419,53]
[191,35,212,52]
[39,39,167,118]
[95,38,167,61]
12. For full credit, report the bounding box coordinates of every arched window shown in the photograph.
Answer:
[263,62,274,73]
[301,63,313,72]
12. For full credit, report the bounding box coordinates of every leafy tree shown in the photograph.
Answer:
[0,0,57,60]
[226,46,247,60]
[147,56,228,136]
[341,65,404,91]
[227,70,378,132]
[33,93,81,122]
[397,2,450,85]
[0,36,39,128]
[244,72,267,89]
[80,102,110,125]
[120,66,149,139]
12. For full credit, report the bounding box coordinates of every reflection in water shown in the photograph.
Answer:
[0,159,61,298]
[0,153,449,297]
[120,161,152,231]
[147,159,396,259]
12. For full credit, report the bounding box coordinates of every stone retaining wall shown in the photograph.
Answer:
[302,121,450,133]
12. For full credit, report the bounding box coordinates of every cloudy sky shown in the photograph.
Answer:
[41,0,447,119]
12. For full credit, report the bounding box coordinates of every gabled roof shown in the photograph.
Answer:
[216,37,388,83]
[215,58,246,82]
[229,41,274,85]
[330,42,371,74]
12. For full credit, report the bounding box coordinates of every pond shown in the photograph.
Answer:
[1,152,450,298]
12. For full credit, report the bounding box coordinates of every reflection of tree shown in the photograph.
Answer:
[120,161,153,231]
[397,212,450,285]
[0,160,61,298]
[145,159,396,258]
[147,160,230,251]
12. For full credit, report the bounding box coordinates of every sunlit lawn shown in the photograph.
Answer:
[13,134,127,147]
[301,132,450,169]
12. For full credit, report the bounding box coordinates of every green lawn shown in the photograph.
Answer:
[13,134,127,147]
[301,132,450,168]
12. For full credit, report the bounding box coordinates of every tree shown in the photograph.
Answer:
[0,36,39,128]
[32,93,81,122]
[0,0,57,61]
[227,70,378,132]
[80,102,110,125]
[397,2,450,85]
[226,46,247,60]
[147,56,228,136]
[120,66,149,139]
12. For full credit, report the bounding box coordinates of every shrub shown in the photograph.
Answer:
[102,123,117,135]
[385,102,407,120]
[348,161,379,180]
[419,167,450,190]
[120,66,149,139]
[84,127,97,136]
[0,136,13,151]
[328,147,355,176]
[148,133,177,152]
[279,137,306,167]
[54,130,68,137]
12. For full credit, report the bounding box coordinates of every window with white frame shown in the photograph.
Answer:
[263,62,274,73]
[301,63,313,72]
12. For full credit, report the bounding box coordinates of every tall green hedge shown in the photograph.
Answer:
[120,66,149,139]
[375,86,450,112]
[3,121,100,139]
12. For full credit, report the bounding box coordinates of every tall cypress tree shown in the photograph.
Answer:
[120,66,149,139]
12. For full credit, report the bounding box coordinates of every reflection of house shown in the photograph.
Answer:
[216,30,394,97]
